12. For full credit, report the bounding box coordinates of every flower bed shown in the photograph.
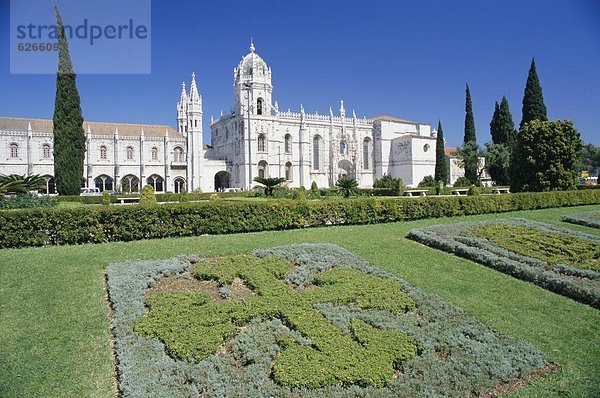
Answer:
[107,244,547,397]
[561,210,600,229]
[407,219,600,308]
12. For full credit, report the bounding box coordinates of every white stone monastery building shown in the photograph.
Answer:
[0,42,440,194]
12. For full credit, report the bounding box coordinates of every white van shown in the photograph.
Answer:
[80,187,102,196]
[222,188,242,193]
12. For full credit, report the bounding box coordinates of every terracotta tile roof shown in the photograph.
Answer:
[0,116,179,138]
[445,147,459,157]
[371,115,417,124]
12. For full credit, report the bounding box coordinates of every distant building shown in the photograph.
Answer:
[1,41,446,193]
[445,147,491,186]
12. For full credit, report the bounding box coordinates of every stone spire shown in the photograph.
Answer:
[178,82,188,106]
[339,100,345,118]
[189,72,201,104]
[249,38,255,53]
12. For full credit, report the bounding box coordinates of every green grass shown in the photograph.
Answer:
[0,205,599,397]
[56,201,85,208]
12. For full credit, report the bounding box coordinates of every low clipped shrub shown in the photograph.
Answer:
[139,185,157,206]
[408,219,600,308]
[107,244,546,397]
[0,193,57,209]
[561,210,600,229]
[102,190,111,206]
[0,190,598,248]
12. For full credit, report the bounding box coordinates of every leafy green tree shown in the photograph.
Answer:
[373,174,399,189]
[520,58,547,130]
[454,176,472,187]
[394,178,404,196]
[417,175,436,187]
[335,178,358,198]
[53,6,85,195]
[462,84,478,182]
[139,185,157,206]
[511,120,583,192]
[576,143,600,176]
[254,177,286,197]
[458,141,483,184]
[485,143,511,185]
[434,121,448,184]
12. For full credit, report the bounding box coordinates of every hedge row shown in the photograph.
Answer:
[107,244,546,397]
[1,190,599,249]
[55,190,254,204]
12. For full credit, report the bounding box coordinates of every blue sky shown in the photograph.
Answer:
[1,0,599,146]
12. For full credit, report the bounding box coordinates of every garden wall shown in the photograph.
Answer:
[1,190,599,248]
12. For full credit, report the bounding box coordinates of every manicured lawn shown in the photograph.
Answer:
[0,204,599,397]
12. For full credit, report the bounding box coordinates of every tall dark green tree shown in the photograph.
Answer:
[495,96,517,148]
[53,5,85,195]
[434,121,448,184]
[520,58,547,130]
[461,84,479,183]
[487,96,517,185]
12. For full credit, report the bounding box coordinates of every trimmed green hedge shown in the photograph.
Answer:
[1,190,599,248]
[55,190,255,204]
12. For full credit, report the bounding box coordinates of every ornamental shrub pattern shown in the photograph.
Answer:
[408,219,600,308]
[107,244,546,397]
[561,211,600,229]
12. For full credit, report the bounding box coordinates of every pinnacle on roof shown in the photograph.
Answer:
[249,38,255,53]
[189,72,200,103]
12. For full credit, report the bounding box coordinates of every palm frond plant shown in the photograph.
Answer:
[0,174,46,195]
[335,177,358,198]
[253,177,286,197]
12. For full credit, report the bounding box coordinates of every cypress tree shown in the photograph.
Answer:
[462,84,478,183]
[434,120,448,184]
[520,58,547,130]
[464,83,476,144]
[53,5,85,195]
[497,96,517,149]
[489,101,501,144]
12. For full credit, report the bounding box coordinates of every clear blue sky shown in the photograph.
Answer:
[1,0,599,146]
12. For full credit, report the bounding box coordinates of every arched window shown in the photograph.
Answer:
[121,175,140,193]
[285,162,293,181]
[151,147,158,161]
[42,144,51,159]
[9,143,18,158]
[94,175,114,192]
[173,177,185,193]
[126,146,134,160]
[257,98,263,115]
[146,174,164,192]
[363,137,372,170]
[312,135,321,171]
[100,145,107,160]
[257,134,266,152]
[340,141,347,155]
[173,146,185,162]
[284,134,292,153]
[257,160,268,178]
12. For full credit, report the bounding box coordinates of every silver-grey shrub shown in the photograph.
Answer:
[561,210,600,229]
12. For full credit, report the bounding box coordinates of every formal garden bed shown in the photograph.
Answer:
[408,219,600,308]
[107,243,548,397]
[561,210,600,229]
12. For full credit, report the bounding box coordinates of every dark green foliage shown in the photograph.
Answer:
[485,142,512,185]
[576,143,600,175]
[408,219,600,308]
[310,181,318,192]
[453,176,471,187]
[467,186,480,196]
[0,174,46,195]
[394,177,404,196]
[418,175,436,187]
[0,190,598,248]
[0,193,57,209]
[434,121,448,184]
[373,174,399,189]
[490,96,517,148]
[102,190,110,206]
[52,6,85,195]
[108,244,546,397]
[254,177,286,197]
[335,177,358,198]
[511,120,583,192]
[457,141,482,184]
[139,185,157,206]
[179,188,189,203]
[464,84,476,144]
[561,211,600,229]
[520,58,548,130]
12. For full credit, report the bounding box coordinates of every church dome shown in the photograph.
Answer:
[235,40,271,79]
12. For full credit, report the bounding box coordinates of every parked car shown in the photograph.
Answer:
[222,187,242,193]
[80,187,102,196]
